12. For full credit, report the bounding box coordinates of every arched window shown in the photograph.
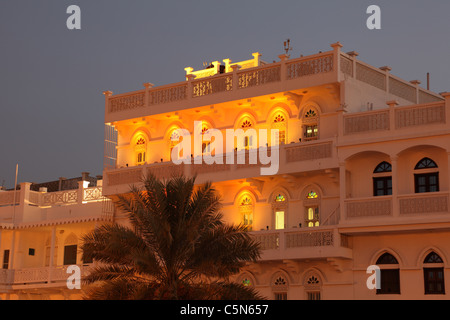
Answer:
[63,233,78,266]
[304,190,320,227]
[373,162,392,196]
[302,107,319,141]
[134,135,147,165]
[271,113,287,145]
[415,158,438,169]
[272,193,287,230]
[169,129,181,161]
[239,118,255,149]
[414,158,439,193]
[271,272,289,300]
[201,124,211,154]
[376,252,400,294]
[237,272,256,289]
[374,161,392,173]
[423,252,445,295]
[239,195,254,231]
[303,271,322,300]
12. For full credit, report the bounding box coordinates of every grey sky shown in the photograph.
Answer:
[1,0,449,188]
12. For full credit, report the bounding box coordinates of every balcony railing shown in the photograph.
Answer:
[345,192,450,220]
[343,102,446,136]
[0,264,92,287]
[250,227,352,261]
[103,140,335,192]
[104,48,339,118]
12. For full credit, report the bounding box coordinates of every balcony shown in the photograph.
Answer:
[340,101,448,143]
[343,192,450,231]
[0,264,92,289]
[250,227,352,261]
[103,139,337,196]
[0,183,114,227]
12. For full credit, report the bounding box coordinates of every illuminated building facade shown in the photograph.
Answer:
[101,42,450,299]
[1,42,450,299]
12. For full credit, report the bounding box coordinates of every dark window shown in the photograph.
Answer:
[415,158,438,170]
[274,292,287,300]
[373,177,392,196]
[63,245,78,265]
[307,291,321,300]
[424,268,445,295]
[376,253,399,265]
[415,173,439,193]
[376,253,400,295]
[2,250,10,269]
[423,252,445,295]
[377,269,401,294]
[424,252,444,264]
[374,162,392,173]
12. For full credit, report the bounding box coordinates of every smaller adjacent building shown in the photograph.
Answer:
[0,173,114,300]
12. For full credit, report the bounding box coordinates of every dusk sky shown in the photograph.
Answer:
[1,0,449,188]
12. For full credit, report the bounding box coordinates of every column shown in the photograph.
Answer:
[48,226,56,283]
[339,162,347,222]
[447,152,450,213]
[391,156,399,217]
[330,42,343,81]
[9,230,15,271]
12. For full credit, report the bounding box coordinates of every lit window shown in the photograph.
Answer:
[239,196,253,231]
[275,194,285,202]
[169,130,181,160]
[135,136,147,165]
[305,109,317,118]
[275,211,285,230]
[303,107,319,141]
[306,207,320,227]
[307,191,318,199]
[305,125,318,138]
[242,278,252,287]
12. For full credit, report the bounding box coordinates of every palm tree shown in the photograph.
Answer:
[80,174,262,300]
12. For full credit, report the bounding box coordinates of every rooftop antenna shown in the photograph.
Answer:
[427,72,430,90]
[283,38,293,58]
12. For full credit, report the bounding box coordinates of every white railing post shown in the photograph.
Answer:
[48,226,56,283]
[143,82,154,107]
[102,90,113,114]
[387,100,398,131]
[231,64,240,91]
[278,54,288,81]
